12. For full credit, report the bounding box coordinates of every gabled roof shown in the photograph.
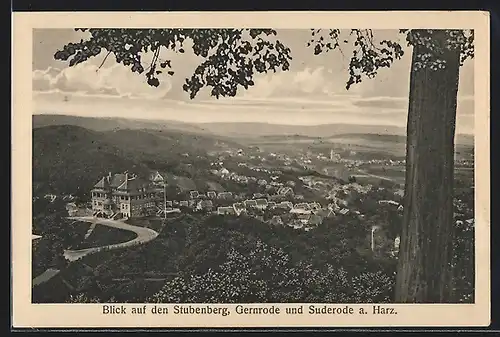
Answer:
[93,177,108,189]
[109,174,127,188]
[94,173,127,189]
[294,203,310,210]
[126,177,151,193]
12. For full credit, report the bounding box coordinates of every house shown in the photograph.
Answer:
[294,194,304,200]
[165,207,181,214]
[294,203,311,210]
[91,172,163,218]
[290,207,311,215]
[277,201,293,210]
[339,208,349,215]
[255,199,268,210]
[44,194,57,203]
[207,191,217,199]
[244,199,258,208]
[179,200,189,207]
[379,200,400,206]
[253,193,265,199]
[218,206,236,215]
[190,191,200,199]
[62,194,75,202]
[197,200,213,212]
[166,200,173,208]
[218,192,233,199]
[233,203,246,216]
[286,180,296,187]
[267,201,276,209]
[277,186,294,197]
[188,200,197,208]
[149,170,167,186]
[258,179,267,186]
[394,236,401,250]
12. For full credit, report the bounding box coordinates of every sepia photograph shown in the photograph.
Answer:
[12,11,490,328]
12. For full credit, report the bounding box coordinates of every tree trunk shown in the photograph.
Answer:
[395,31,461,303]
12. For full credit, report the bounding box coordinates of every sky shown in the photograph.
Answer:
[32,29,475,134]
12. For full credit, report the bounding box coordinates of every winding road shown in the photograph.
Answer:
[63,216,159,262]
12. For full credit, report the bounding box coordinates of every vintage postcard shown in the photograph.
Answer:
[12,11,490,328]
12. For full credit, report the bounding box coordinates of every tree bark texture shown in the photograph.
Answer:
[395,31,461,303]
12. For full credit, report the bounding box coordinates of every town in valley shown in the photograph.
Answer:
[31,27,476,305]
[32,115,475,304]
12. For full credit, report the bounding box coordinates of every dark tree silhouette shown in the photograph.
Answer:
[54,28,474,303]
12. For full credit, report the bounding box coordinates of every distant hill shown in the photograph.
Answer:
[33,115,474,146]
[327,132,474,146]
[32,114,210,134]
[253,132,473,147]
[198,122,408,138]
[32,124,250,197]
[33,125,149,196]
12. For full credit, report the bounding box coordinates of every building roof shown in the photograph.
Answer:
[244,200,258,207]
[218,206,236,214]
[278,201,293,208]
[124,177,151,194]
[255,199,268,206]
[278,187,293,194]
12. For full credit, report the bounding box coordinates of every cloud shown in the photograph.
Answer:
[32,63,173,99]
[352,96,408,110]
[241,66,364,99]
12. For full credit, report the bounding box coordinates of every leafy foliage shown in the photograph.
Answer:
[149,239,395,303]
[307,29,405,89]
[307,29,474,89]
[54,29,292,99]
[55,28,473,97]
